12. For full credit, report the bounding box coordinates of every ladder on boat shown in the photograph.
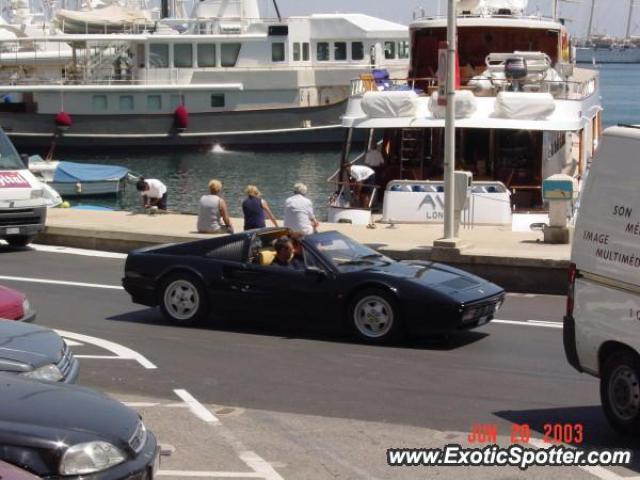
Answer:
[400,128,425,179]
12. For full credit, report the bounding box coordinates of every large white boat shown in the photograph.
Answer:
[0,0,409,149]
[328,0,602,229]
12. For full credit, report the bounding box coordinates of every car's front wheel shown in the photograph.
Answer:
[601,350,640,436]
[160,273,209,326]
[348,289,402,344]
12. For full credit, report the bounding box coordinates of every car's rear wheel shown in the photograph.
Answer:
[601,350,640,436]
[349,289,402,344]
[5,235,34,247]
[160,273,209,326]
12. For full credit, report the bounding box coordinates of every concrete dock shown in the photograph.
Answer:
[36,209,571,294]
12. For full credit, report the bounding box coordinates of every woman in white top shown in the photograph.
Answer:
[197,179,234,234]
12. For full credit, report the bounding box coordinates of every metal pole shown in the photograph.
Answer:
[443,0,456,240]
[625,0,634,40]
[586,0,595,42]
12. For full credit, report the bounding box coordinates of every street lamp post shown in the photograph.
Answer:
[443,0,457,241]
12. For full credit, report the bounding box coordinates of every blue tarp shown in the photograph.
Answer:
[53,161,129,183]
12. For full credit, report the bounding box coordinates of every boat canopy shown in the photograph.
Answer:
[53,162,129,183]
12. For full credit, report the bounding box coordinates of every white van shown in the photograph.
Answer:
[0,129,48,247]
[565,125,640,435]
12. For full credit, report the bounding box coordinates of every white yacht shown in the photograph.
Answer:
[328,0,602,228]
[0,0,409,149]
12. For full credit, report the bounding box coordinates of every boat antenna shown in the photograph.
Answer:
[271,0,281,21]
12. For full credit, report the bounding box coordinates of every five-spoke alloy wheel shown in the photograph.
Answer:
[160,273,209,326]
[349,289,401,344]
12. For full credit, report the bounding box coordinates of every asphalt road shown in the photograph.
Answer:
[1,243,638,480]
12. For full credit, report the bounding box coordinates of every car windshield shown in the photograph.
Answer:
[306,231,391,269]
[0,130,23,171]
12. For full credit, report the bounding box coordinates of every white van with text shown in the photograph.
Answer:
[565,125,640,435]
[0,129,49,247]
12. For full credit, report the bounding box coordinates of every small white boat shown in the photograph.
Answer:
[28,156,133,197]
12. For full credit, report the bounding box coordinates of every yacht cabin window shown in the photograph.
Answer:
[317,42,330,61]
[211,94,225,108]
[293,42,301,61]
[398,41,410,59]
[272,42,285,62]
[92,95,108,112]
[197,44,217,67]
[334,42,347,61]
[351,42,364,61]
[174,44,193,68]
[302,42,310,61]
[119,95,134,111]
[170,95,183,109]
[384,41,396,60]
[149,44,169,68]
[147,95,162,111]
[221,43,241,67]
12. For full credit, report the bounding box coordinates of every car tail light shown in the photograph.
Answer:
[566,262,577,318]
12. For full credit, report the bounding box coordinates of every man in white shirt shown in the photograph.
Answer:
[136,178,168,210]
[283,183,319,236]
[347,164,376,208]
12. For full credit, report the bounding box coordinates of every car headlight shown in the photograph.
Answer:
[60,441,126,475]
[30,189,43,199]
[21,364,63,382]
[22,298,31,315]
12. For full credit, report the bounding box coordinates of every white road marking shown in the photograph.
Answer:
[31,244,127,259]
[0,275,123,290]
[492,319,563,329]
[123,402,160,408]
[64,339,84,347]
[172,389,284,480]
[56,329,157,369]
[157,471,262,478]
[174,389,220,424]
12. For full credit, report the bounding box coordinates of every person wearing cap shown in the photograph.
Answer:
[283,183,319,236]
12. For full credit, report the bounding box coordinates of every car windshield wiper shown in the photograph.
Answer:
[336,259,375,266]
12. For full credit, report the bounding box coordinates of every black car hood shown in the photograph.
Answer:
[0,320,63,371]
[0,374,139,448]
[372,260,497,295]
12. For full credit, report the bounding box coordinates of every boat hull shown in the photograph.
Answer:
[0,101,349,149]
[575,46,640,64]
[48,180,124,197]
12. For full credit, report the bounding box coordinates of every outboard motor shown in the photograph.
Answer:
[504,57,528,92]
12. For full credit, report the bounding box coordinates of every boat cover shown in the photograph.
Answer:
[53,162,129,183]
[361,90,419,118]
[429,90,477,118]
[494,92,556,120]
[56,5,154,33]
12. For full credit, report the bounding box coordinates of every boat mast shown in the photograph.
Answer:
[553,0,559,21]
[586,0,595,41]
[625,0,634,40]
[272,0,281,21]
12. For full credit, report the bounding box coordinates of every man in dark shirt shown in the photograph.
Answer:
[273,237,305,270]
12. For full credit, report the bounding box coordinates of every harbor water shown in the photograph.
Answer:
[41,64,640,219]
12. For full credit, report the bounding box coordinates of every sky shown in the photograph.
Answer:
[259,0,637,39]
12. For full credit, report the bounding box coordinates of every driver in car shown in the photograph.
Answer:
[273,237,305,270]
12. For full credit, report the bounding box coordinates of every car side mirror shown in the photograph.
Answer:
[306,266,327,278]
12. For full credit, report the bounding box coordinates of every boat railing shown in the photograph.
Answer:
[411,11,557,23]
[349,73,598,101]
[350,77,437,96]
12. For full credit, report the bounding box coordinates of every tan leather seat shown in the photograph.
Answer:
[257,250,276,266]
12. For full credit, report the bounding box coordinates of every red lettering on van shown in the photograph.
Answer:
[0,172,30,188]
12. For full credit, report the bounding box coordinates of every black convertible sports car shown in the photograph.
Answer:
[123,228,505,343]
